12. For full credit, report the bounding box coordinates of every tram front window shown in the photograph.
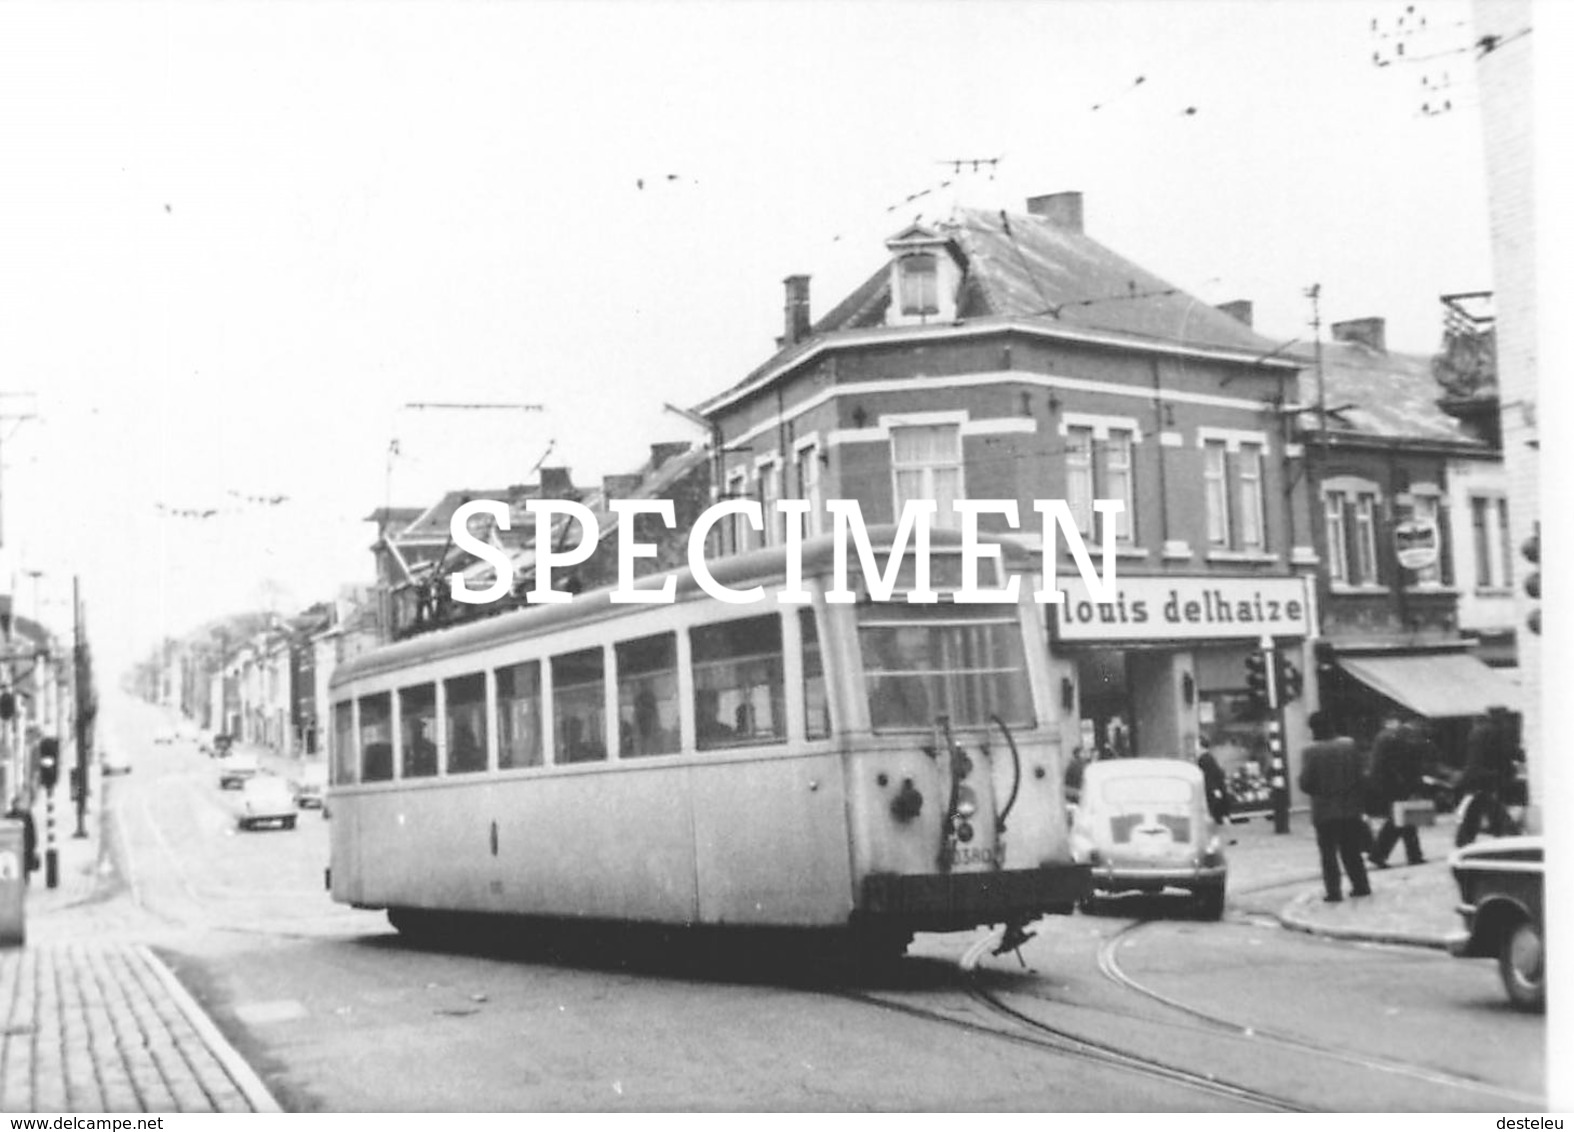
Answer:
[857,605,1035,732]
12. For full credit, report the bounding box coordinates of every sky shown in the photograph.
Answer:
[0,0,1542,678]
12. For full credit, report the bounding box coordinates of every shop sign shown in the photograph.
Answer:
[1394,519,1440,571]
[1050,576,1311,643]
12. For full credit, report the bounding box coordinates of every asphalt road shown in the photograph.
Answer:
[81,695,1545,1112]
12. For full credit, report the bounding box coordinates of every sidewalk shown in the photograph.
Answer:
[1225,811,1463,949]
[1,771,280,1114]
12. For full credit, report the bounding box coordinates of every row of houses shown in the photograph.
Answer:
[151,190,1522,809]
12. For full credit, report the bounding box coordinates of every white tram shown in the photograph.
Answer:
[327,527,1091,953]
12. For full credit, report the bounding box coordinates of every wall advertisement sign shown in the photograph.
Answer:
[1394,519,1441,571]
[1050,575,1312,643]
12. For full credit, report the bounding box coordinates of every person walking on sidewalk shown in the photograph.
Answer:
[1298,711,1372,903]
[1455,705,1521,847]
[1367,715,1430,868]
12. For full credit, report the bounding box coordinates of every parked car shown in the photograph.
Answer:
[292,764,328,810]
[101,749,132,776]
[217,751,260,790]
[235,776,298,831]
[1071,757,1228,919]
[152,729,175,746]
[1448,835,1544,1012]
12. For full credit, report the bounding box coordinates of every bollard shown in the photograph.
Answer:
[0,819,26,947]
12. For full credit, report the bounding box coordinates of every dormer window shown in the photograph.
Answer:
[898,253,939,317]
[884,223,959,326]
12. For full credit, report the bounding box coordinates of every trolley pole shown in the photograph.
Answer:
[1259,634,1290,835]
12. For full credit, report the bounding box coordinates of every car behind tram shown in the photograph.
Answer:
[326,527,1091,955]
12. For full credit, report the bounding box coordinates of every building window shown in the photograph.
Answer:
[898,253,938,316]
[1325,488,1379,586]
[891,423,962,529]
[795,443,823,536]
[358,692,393,782]
[1064,425,1135,543]
[1325,492,1348,584]
[1236,443,1265,553]
[1471,495,1513,589]
[1353,493,1379,584]
[1066,427,1095,534]
[1497,498,1513,587]
[726,469,750,554]
[1204,441,1230,547]
[758,459,782,547]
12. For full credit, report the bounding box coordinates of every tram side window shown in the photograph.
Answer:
[445,673,488,774]
[400,683,439,779]
[553,648,607,764]
[692,615,786,750]
[801,609,831,740]
[617,633,680,757]
[495,661,543,770]
[359,692,394,782]
[332,700,356,785]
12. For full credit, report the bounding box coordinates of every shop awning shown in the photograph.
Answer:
[1338,653,1522,719]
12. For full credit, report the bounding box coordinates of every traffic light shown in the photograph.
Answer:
[1522,525,1540,636]
[1276,655,1304,702]
[38,736,60,791]
[1244,651,1269,704]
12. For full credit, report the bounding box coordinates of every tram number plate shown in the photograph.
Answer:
[945,843,1002,868]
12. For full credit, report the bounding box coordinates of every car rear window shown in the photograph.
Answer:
[1101,776,1195,809]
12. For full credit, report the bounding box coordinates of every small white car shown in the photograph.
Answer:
[1071,757,1228,919]
[292,764,328,810]
[101,749,133,776]
[236,776,298,831]
[218,751,260,790]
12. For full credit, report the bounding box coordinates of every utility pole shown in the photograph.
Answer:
[72,576,88,839]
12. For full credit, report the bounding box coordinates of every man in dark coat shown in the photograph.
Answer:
[1297,711,1372,903]
[1456,705,1520,846]
[1367,715,1429,867]
[1195,738,1231,826]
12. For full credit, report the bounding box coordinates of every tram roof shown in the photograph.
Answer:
[331,524,1040,689]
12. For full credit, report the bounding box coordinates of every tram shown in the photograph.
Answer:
[326,526,1091,955]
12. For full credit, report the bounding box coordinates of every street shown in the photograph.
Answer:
[32,694,1545,1112]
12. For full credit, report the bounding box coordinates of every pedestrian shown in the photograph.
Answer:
[1297,711,1372,903]
[4,796,39,883]
[1195,737,1232,827]
[1367,715,1429,868]
[1455,705,1519,847]
[1063,746,1088,805]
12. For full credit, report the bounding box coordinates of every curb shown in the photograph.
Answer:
[138,945,284,1113]
[1275,892,1453,951]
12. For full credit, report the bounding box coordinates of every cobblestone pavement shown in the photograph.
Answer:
[0,943,276,1113]
[1,767,280,1114]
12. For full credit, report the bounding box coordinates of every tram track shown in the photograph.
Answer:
[828,935,1311,1112]
[1093,917,1543,1108]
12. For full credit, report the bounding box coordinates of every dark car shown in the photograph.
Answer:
[1448,835,1544,1012]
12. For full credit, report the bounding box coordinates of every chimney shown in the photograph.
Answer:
[602,474,642,501]
[1216,300,1254,327]
[782,274,812,347]
[1025,192,1084,234]
[539,466,575,499]
[650,441,691,470]
[1331,317,1387,353]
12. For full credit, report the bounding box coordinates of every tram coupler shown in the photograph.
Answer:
[993,919,1034,966]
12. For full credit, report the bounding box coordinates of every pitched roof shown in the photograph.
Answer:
[1290,338,1486,448]
[701,204,1294,415]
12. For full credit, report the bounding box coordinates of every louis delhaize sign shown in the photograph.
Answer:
[1053,576,1312,642]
